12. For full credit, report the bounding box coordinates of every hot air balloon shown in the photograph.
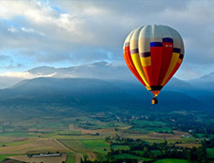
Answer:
[123,25,184,104]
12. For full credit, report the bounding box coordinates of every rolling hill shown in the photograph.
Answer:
[0,77,210,119]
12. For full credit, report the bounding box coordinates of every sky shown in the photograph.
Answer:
[0,0,214,80]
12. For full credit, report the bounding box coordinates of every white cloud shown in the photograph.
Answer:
[0,71,56,79]
[8,26,18,33]
[0,0,214,80]
[21,27,45,36]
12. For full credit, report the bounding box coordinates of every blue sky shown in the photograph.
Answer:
[0,0,214,80]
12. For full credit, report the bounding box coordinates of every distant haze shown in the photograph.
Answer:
[0,61,213,91]
[0,61,132,88]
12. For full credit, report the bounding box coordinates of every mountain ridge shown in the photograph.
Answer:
[0,61,214,91]
[0,77,210,119]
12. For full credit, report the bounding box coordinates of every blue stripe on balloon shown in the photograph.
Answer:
[179,54,184,59]
[140,52,151,57]
[173,48,181,53]
[163,38,173,43]
[130,48,139,54]
[150,42,162,47]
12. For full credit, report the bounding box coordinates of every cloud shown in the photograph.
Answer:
[0,0,213,79]
[0,71,56,79]
[0,54,24,70]
[157,1,214,65]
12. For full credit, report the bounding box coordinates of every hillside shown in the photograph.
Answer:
[0,77,209,119]
[190,72,214,90]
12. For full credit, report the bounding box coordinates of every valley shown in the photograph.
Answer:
[0,75,213,162]
[0,107,214,163]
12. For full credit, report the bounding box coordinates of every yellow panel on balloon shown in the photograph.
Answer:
[161,52,180,86]
[131,53,149,86]
[141,57,151,67]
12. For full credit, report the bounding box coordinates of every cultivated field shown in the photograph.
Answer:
[0,138,69,154]
[8,154,67,163]
[0,112,211,163]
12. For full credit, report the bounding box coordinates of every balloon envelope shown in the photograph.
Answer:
[123,25,184,97]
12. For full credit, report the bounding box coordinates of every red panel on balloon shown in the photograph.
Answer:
[150,46,163,86]
[158,42,173,85]
[124,46,146,86]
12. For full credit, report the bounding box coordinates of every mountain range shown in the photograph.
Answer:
[0,61,132,89]
[28,61,130,80]
[0,61,213,118]
[1,61,214,90]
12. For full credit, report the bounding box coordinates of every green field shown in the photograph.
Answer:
[133,120,167,127]
[66,153,75,163]
[112,154,153,161]
[151,150,162,156]
[74,120,129,130]
[58,139,87,152]
[80,139,109,154]
[112,145,130,150]
[154,159,189,163]
[0,132,35,137]
[132,120,172,133]
[196,133,205,138]
[133,150,144,155]
[58,139,110,155]
[112,153,144,160]
[206,148,214,159]
[132,127,172,133]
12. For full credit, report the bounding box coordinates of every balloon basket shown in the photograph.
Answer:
[152,97,158,105]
